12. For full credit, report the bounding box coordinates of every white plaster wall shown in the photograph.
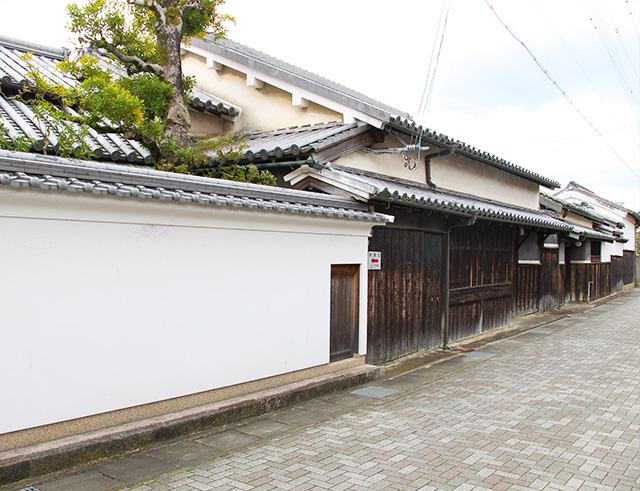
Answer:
[182,53,342,133]
[430,154,540,209]
[0,188,373,434]
[622,220,636,251]
[337,144,427,183]
[563,211,594,228]
[602,241,623,262]
[556,189,637,251]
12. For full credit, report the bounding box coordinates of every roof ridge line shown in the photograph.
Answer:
[0,35,67,59]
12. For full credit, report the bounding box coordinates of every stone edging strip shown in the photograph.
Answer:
[0,364,382,486]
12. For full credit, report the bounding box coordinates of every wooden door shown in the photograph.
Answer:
[330,265,359,361]
[367,228,444,363]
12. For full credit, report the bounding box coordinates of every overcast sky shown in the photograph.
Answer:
[1,0,639,209]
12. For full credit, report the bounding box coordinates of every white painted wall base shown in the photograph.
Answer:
[0,188,374,434]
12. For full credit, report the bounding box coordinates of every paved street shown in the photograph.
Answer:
[33,291,640,491]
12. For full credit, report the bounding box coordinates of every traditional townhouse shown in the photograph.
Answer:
[540,193,622,303]
[554,182,639,286]
[178,36,601,363]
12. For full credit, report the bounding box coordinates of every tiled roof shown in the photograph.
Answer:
[387,116,560,189]
[0,149,392,224]
[214,121,368,164]
[565,181,640,222]
[540,193,624,228]
[0,35,241,118]
[0,93,152,164]
[286,164,573,231]
[190,37,412,123]
[569,223,616,242]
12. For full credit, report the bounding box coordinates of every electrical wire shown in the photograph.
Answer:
[602,1,640,84]
[483,0,640,180]
[536,4,606,104]
[421,0,452,120]
[583,1,640,107]
[416,0,448,123]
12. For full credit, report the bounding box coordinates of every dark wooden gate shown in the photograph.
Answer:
[539,249,565,311]
[611,255,624,293]
[516,248,567,315]
[449,222,516,341]
[623,251,635,285]
[330,265,359,361]
[366,227,444,364]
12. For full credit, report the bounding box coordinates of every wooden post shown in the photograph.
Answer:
[442,229,450,349]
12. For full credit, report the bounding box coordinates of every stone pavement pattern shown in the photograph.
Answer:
[33,291,640,490]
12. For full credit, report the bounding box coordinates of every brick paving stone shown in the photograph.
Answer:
[28,291,640,491]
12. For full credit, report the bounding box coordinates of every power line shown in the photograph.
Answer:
[420,0,452,120]
[482,0,640,180]
[536,5,606,105]
[602,1,640,84]
[583,1,640,107]
[416,0,449,119]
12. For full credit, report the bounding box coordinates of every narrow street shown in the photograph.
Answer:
[33,291,640,491]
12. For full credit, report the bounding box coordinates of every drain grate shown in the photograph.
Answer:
[351,386,397,399]
[463,350,494,360]
[20,487,39,491]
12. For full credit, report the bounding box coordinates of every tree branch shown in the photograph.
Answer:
[95,39,165,77]
[180,0,201,16]
[129,0,166,26]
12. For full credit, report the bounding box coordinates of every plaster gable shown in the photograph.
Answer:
[563,211,595,228]
[430,153,540,210]
[189,109,230,138]
[182,52,342,133]
[333,133,427,183]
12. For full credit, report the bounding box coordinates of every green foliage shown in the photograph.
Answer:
[156,135,277,186]
[67,0,233,68]
[0,126,35,153]
[13,0,274,186]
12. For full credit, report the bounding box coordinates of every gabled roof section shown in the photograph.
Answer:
[568,223,616,242]
[0,35,241,119]
[563,181,640,222]
[388,116,560,189]
[188,37,412,125]
[212,121,375,164]
[0,149,392,224]
[540,193,624,228]
[286,164,572,232]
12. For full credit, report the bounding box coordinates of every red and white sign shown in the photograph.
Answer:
[368,251,382,270]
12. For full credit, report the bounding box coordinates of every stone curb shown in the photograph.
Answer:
[0,364,382,486]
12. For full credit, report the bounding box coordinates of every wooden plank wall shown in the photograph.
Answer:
[570,263,611,302]
[516,265,539,315]
[539,249,565,311]
[516,249,566,315]
[623,251,635,285]
[448,222,516,342]
[611,256,624,293]
[367,227,444,363]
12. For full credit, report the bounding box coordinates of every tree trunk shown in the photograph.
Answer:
[159,20,191,150]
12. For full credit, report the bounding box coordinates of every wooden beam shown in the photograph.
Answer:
[205,58,223,71]
[449,283,512,306]
[246,74,264,89]
[291,93,308,108]
[313,130,378,163]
